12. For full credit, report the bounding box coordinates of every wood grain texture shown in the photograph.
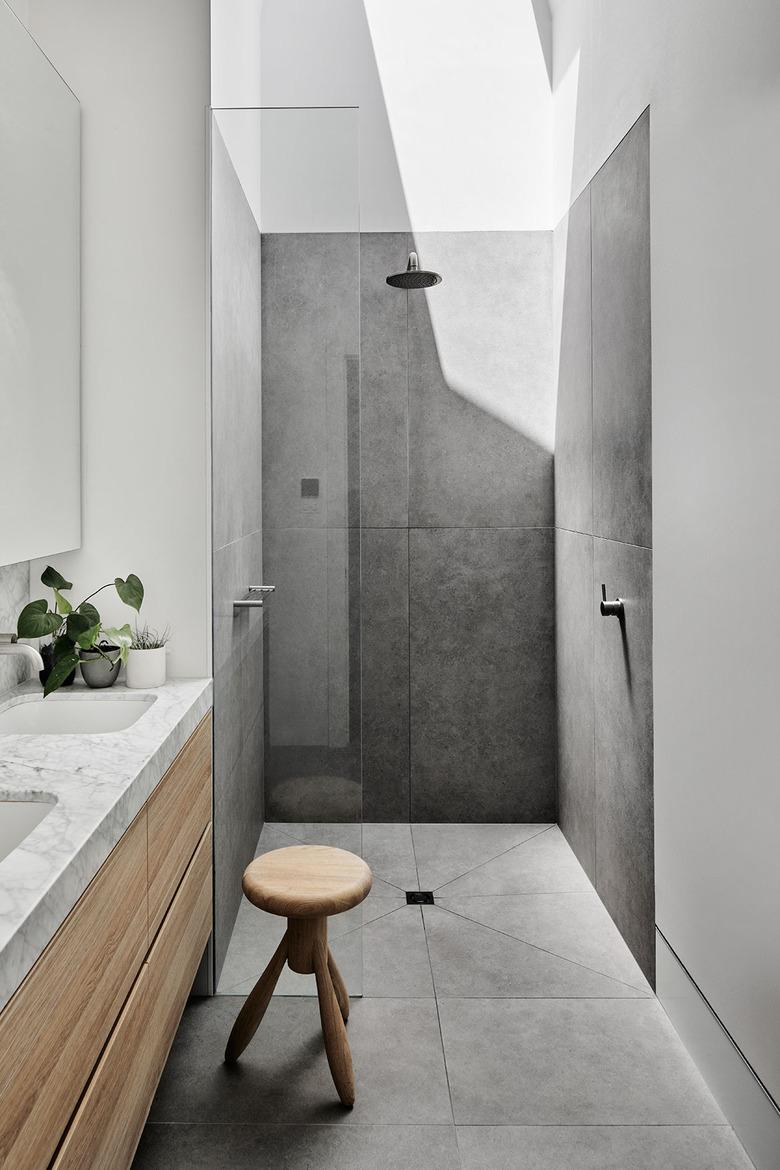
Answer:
[224,931,288,1064]
[328,949,350,1022]
[242,845,372,918]
[0,809,148,1170]
[314,938,355,1107]
[147,712,212,937]
[52,825,212,1170]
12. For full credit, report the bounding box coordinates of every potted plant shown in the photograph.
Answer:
[126,625,170,689]
[17,566,144,696]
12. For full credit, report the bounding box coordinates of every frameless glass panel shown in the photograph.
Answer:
[211,107,362,997]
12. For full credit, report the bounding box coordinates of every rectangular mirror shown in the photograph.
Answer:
[0,2,80,565]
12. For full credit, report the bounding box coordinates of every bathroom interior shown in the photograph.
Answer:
[0,1,778,1168]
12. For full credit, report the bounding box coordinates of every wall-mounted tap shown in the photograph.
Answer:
[0,634,44,675]
[600,584,625,619]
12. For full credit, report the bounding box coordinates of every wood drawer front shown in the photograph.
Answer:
[52,824,213,1170]
[147,712,212,937]
[0,810,148,1170]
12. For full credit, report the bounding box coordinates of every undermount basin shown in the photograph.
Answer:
[0,799,54,863]
[0,696,154,735]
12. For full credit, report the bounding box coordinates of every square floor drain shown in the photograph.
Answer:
[406,891,434,905]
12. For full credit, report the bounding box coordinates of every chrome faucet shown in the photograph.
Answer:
[0,634,44,675]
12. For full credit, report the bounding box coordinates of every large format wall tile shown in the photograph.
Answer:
[211,128,262,552]
[410,527,556,822]
[555,528,596,882]
[262,233,359,532]
[408,232,554,528]
[360,233,409,527]
[555,187,593,535]
[212,529,265,978]
[591,110,651,548]
[594,536,654,982]
[361,528,410,821]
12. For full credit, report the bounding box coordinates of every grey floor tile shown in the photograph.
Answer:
[436,827,592,896]
[423,906,646,998]
[368,874,409,898]
[268,822,363,853]
[438,998,725,1125]
[149,996,452,1125]
[456,1125,752,1169]
[357,905,434,997]
[411,823,552,890]
[134,1123,461,1169]
[362,823,419,891]
[436,892,652,993]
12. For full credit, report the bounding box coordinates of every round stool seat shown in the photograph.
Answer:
[242,844,372,919]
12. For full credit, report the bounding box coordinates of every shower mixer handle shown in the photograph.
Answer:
[600,584,624,619]
[233,585,275,611]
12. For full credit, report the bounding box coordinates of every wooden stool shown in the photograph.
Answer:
[224,845,372,1107]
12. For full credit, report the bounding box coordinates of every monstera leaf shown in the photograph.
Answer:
[17,600,63,640]
[43,646,80,697]
[115,574,144,612]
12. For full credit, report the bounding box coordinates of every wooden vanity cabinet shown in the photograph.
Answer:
[0,711,213,1170]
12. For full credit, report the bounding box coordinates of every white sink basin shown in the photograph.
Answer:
[0,800,54,863]
[0,696,154,735]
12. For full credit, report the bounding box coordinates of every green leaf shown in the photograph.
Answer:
[17,600,62,639]
[41,566,73,592]
[78,601,100,626]
[102,623,133,665]
[76,623,100,650]
[53,589,72,615]
[43,648,80,697]
[115,574,144,612]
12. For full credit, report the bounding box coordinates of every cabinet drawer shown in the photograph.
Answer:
[52,824,212,1170]
[148,712,212,936]
[0,809,148,1170]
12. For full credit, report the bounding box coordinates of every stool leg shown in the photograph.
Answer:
[224,931,288,1064]
[314,939,355,1107]
[327,948,350,1022]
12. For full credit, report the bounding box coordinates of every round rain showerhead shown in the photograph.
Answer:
[386,251,442,290]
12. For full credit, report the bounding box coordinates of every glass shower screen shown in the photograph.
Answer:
[211,107,363,997]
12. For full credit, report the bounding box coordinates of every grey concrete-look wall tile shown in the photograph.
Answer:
[456,1125,753,1170]
[262,234,359,533]
[262,527,329,748]
[211,128,262,552]
[410,527,556,822]
[554,186,593,534]
[593,536,654,984]
[360,528,410,821]
[555,528,596,881]
[408,232,554,527]
[591,110,651,547]
[215,707,264,977]
[360,233,410,527]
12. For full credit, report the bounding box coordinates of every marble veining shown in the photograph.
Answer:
[0,677,212,1012]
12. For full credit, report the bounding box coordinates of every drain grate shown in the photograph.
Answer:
[406,891,435,905]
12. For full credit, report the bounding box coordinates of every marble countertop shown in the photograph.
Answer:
[0,677,212,1013]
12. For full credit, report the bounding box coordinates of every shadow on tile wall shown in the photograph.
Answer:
[259,228,556,825]
[554,110,654,982]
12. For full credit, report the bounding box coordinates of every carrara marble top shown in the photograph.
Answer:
[0,677,212,1013]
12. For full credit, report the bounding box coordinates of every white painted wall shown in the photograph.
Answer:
[24,0,212,677]
[552,0,780,1115]
[212,0,552,232]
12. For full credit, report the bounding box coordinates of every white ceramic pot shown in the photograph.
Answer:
[125,646,166,689]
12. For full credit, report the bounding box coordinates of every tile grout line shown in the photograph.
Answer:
[431,825,555,894]
[411,817,460,1141]
[433,903,653,997]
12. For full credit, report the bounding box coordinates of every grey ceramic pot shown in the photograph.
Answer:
[79,645,122,689]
